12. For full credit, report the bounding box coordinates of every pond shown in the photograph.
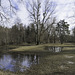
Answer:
[0,46,63,72]
[0,53,39,72]
[45,46,63,52]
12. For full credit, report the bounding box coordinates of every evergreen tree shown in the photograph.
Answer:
[30,24,36,43]
[10,25,19,44]
[25,26,31,43]
[56,20,70,44]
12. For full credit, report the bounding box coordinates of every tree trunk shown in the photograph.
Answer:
[36,24,39,45]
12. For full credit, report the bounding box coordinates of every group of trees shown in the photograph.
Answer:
[72,27,75,42]
[0,0,75,46]
[0,23,35,45]
[0,19,73,46]
[69,27,75,43]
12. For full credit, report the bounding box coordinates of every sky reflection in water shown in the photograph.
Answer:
[0,53,39,72]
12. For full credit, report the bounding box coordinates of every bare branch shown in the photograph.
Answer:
[42,1,56,24]
[0,0,1,6]
[0,12,8,21]
[8,0,17,14]
[26,0,56,44]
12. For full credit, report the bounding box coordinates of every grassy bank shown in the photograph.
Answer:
[10,43,75,52]
[0,45,19,53]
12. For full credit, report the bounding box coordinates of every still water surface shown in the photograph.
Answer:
[0,46,62,72]
[0,53,39,72]
[45,46,63,52]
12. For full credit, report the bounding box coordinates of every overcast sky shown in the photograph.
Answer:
[54,0,75,30]
[1,0,75,30]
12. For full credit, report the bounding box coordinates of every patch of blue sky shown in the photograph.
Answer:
[11,0,19,10]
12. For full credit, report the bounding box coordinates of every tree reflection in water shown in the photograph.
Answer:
[45,46,63,52]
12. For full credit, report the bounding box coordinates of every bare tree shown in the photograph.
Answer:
[0,0,18,25]
[26,0,56,45]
